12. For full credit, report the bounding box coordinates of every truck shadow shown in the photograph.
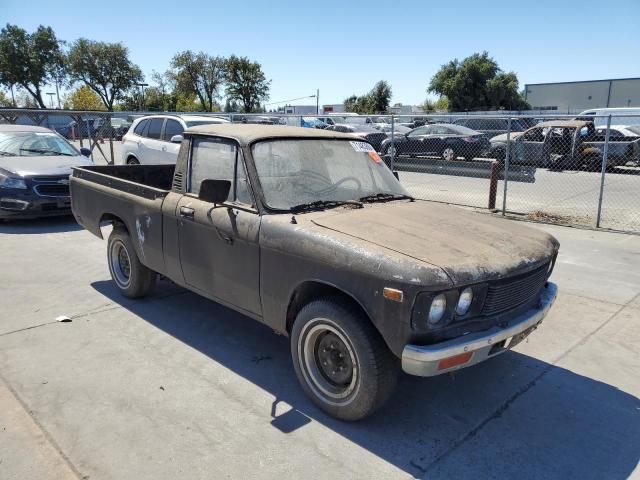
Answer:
[0,216,82,234]
[92,280,640,479]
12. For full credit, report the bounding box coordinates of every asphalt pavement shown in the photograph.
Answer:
[0,213,638,479]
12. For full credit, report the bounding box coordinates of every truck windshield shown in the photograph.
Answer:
[252,139,409,210]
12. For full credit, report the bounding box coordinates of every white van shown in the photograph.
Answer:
[577,108,640,127]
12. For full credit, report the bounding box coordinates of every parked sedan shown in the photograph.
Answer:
[325,124,388,151]
[0,125,93,220]
[380,124,490,161]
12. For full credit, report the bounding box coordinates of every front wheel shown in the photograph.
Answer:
[107,228,156,298]
[290,297,398,421]
[442,147,457,161]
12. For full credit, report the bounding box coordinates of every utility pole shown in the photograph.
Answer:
[316,88,319,114]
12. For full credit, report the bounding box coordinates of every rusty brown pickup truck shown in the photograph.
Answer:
[70,124,559,421]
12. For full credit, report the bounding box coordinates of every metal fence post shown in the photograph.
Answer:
[501,117,512,215]
[595,114,612,228]
[390,115,395,171]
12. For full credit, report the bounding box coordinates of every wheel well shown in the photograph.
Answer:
[285,281,370,334]
[126,155,138,163]
[99,213,127,232]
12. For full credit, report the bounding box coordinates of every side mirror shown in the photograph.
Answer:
[199,179,231,204]
[80,147,91,157]
[170,134,184,143]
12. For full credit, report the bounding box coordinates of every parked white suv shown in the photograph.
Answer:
[120,114,229,165]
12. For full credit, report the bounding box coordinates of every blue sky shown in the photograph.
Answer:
[3,0,640,107]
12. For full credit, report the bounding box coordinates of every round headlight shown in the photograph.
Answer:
[428,294,447,325]
[456,287,474,315]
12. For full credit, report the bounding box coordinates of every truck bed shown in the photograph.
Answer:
[70,164,177,276]
[72,164,176,199]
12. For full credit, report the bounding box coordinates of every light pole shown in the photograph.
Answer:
[135,83,149,111]
[46,92,56,109]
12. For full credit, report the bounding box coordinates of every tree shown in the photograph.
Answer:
[344,80,393,114]
[419,98,436,112]
[435,96,450,112]
[0,90,13,107]
[0,24,63,108]
[428,52,529,111]
[369,80,392,113]
[344,94,370,114]
[170,51,225,112]
[66,39,143,111]
[225,55,270,113]
[175,92,201,112]
[64,85,106,110]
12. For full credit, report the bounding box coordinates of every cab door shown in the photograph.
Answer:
[176,136,262,316]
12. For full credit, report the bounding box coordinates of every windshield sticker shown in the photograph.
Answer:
[350,141,375,153]
[368,151,382,164]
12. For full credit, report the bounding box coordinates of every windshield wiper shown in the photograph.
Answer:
[19,148,74,156]
[359,193,414,203]
[0,150,16,156]
[290,199,363,213]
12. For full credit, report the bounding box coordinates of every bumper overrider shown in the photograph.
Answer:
[402,282,558,376]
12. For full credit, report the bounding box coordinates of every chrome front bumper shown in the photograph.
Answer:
[402,282,558,377]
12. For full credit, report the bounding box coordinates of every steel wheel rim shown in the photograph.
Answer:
[110,240,131,288]
[443,148,455,161]
[298,320,358,403]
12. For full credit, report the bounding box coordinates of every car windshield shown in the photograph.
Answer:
[252,139,409,210]
[0,131,79,157]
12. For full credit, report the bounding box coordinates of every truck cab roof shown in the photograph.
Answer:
[185,124,363,146]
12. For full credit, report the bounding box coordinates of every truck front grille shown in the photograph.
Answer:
[482,263,549,316]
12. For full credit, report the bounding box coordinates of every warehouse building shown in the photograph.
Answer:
[524,77,640,112]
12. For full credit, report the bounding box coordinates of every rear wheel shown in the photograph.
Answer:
[107,228,156,298]
[290,297,398,421]
[126,157,140,165]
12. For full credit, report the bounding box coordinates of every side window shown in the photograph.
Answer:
[163,119,184,141]
[467,119,483,130]
[133,119,148,136]
[147,118,164,140]
[189,137,253,205]
[523,127,545,142]
[408,126,429,137]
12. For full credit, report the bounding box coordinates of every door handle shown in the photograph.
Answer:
[161,146,167,151]
[179,206,195,219]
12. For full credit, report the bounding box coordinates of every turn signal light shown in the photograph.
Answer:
[383,287,404,303]
[437,351,473,371]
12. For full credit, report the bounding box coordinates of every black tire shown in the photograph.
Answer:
[107,227,156,298]
[290,297,398,421]
[126,157,140,165]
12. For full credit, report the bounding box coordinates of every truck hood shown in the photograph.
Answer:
[490,131,525,143]
[310,201,558,284]
[0,155,93,177]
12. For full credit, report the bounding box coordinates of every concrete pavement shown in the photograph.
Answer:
[0,215,638,479]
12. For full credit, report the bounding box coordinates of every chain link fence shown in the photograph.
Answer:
[2,108,639,233]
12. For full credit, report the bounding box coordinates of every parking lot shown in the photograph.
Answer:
[1,213,638,479]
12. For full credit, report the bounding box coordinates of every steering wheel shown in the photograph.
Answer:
[298,173,362,196]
